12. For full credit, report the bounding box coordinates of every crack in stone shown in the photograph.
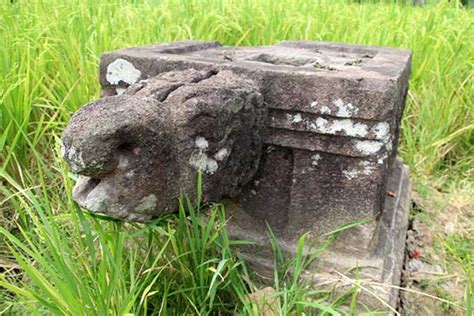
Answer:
[155,69,219,102]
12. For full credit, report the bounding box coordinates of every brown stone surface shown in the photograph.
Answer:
[62,68,266,221]
[62,40,412,309]
[229,158,410,311]
[94,40,411,232]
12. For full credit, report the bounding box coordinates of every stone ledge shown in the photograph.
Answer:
[226,158,410,310]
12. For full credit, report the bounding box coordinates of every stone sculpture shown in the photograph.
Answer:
[63,68,266,222]
[62,41,412,309]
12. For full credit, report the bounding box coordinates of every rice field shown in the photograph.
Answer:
[0,0,473,314]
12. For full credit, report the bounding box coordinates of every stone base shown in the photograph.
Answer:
[225,158,410,311]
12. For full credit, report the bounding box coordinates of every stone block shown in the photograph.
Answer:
[63,68,266,221]
[95,40,410,233]
[62,40,412,310]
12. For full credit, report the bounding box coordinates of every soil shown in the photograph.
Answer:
[398,188,473,315]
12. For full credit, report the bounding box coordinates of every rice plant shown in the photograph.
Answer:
[1,0,473,314]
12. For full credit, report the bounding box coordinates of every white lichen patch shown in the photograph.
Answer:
[310,117,368,138]
[320,105,331,114]
[343,160,376,180]
[342,169,360,180]
[359,160,376,175]
[385,139,393,152]
[377,152,388,164]
[292,113,303,123]
[310,101,318,108]
[372,122,390,142]
[315,117,328,129]
[195,136,209,150]
[311,154,322,166]
[116,87,127,95]
[332,98,359,117]
[189,136,218,174]
[189,153,218,174]
[106,58,141,85]
[355,140,384,156]
[273,112,394,145]
[214,148,229,161]
[134,194,158,212]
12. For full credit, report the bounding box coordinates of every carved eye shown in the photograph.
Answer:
[117,142,135,154]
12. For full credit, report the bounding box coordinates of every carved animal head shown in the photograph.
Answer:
[62,69,266,221]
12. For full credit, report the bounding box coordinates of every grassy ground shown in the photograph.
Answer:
[1,0,473,314]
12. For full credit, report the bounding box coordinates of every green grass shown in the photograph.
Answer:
[1,0,473,314]
[0,170,348,314]
[1,0,473,183]
[0,184,253,314]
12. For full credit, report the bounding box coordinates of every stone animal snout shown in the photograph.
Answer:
[62,69,266,222]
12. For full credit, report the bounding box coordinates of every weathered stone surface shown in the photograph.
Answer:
[228,158,410,311]
[95,40,411,232]
[62,40,412,309]
[62,68,266,221]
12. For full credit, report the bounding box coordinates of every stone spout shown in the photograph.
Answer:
[70,41,413,310]
[62,69,266,221]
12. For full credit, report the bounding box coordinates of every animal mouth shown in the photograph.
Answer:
[72,176,103,212]
[72,174,156,223]
[73,177,100,199]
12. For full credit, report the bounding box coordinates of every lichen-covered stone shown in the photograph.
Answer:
[62,69,266,221]
[62,40,412,310]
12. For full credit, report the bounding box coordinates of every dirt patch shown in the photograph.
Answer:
[398,187,473,315]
